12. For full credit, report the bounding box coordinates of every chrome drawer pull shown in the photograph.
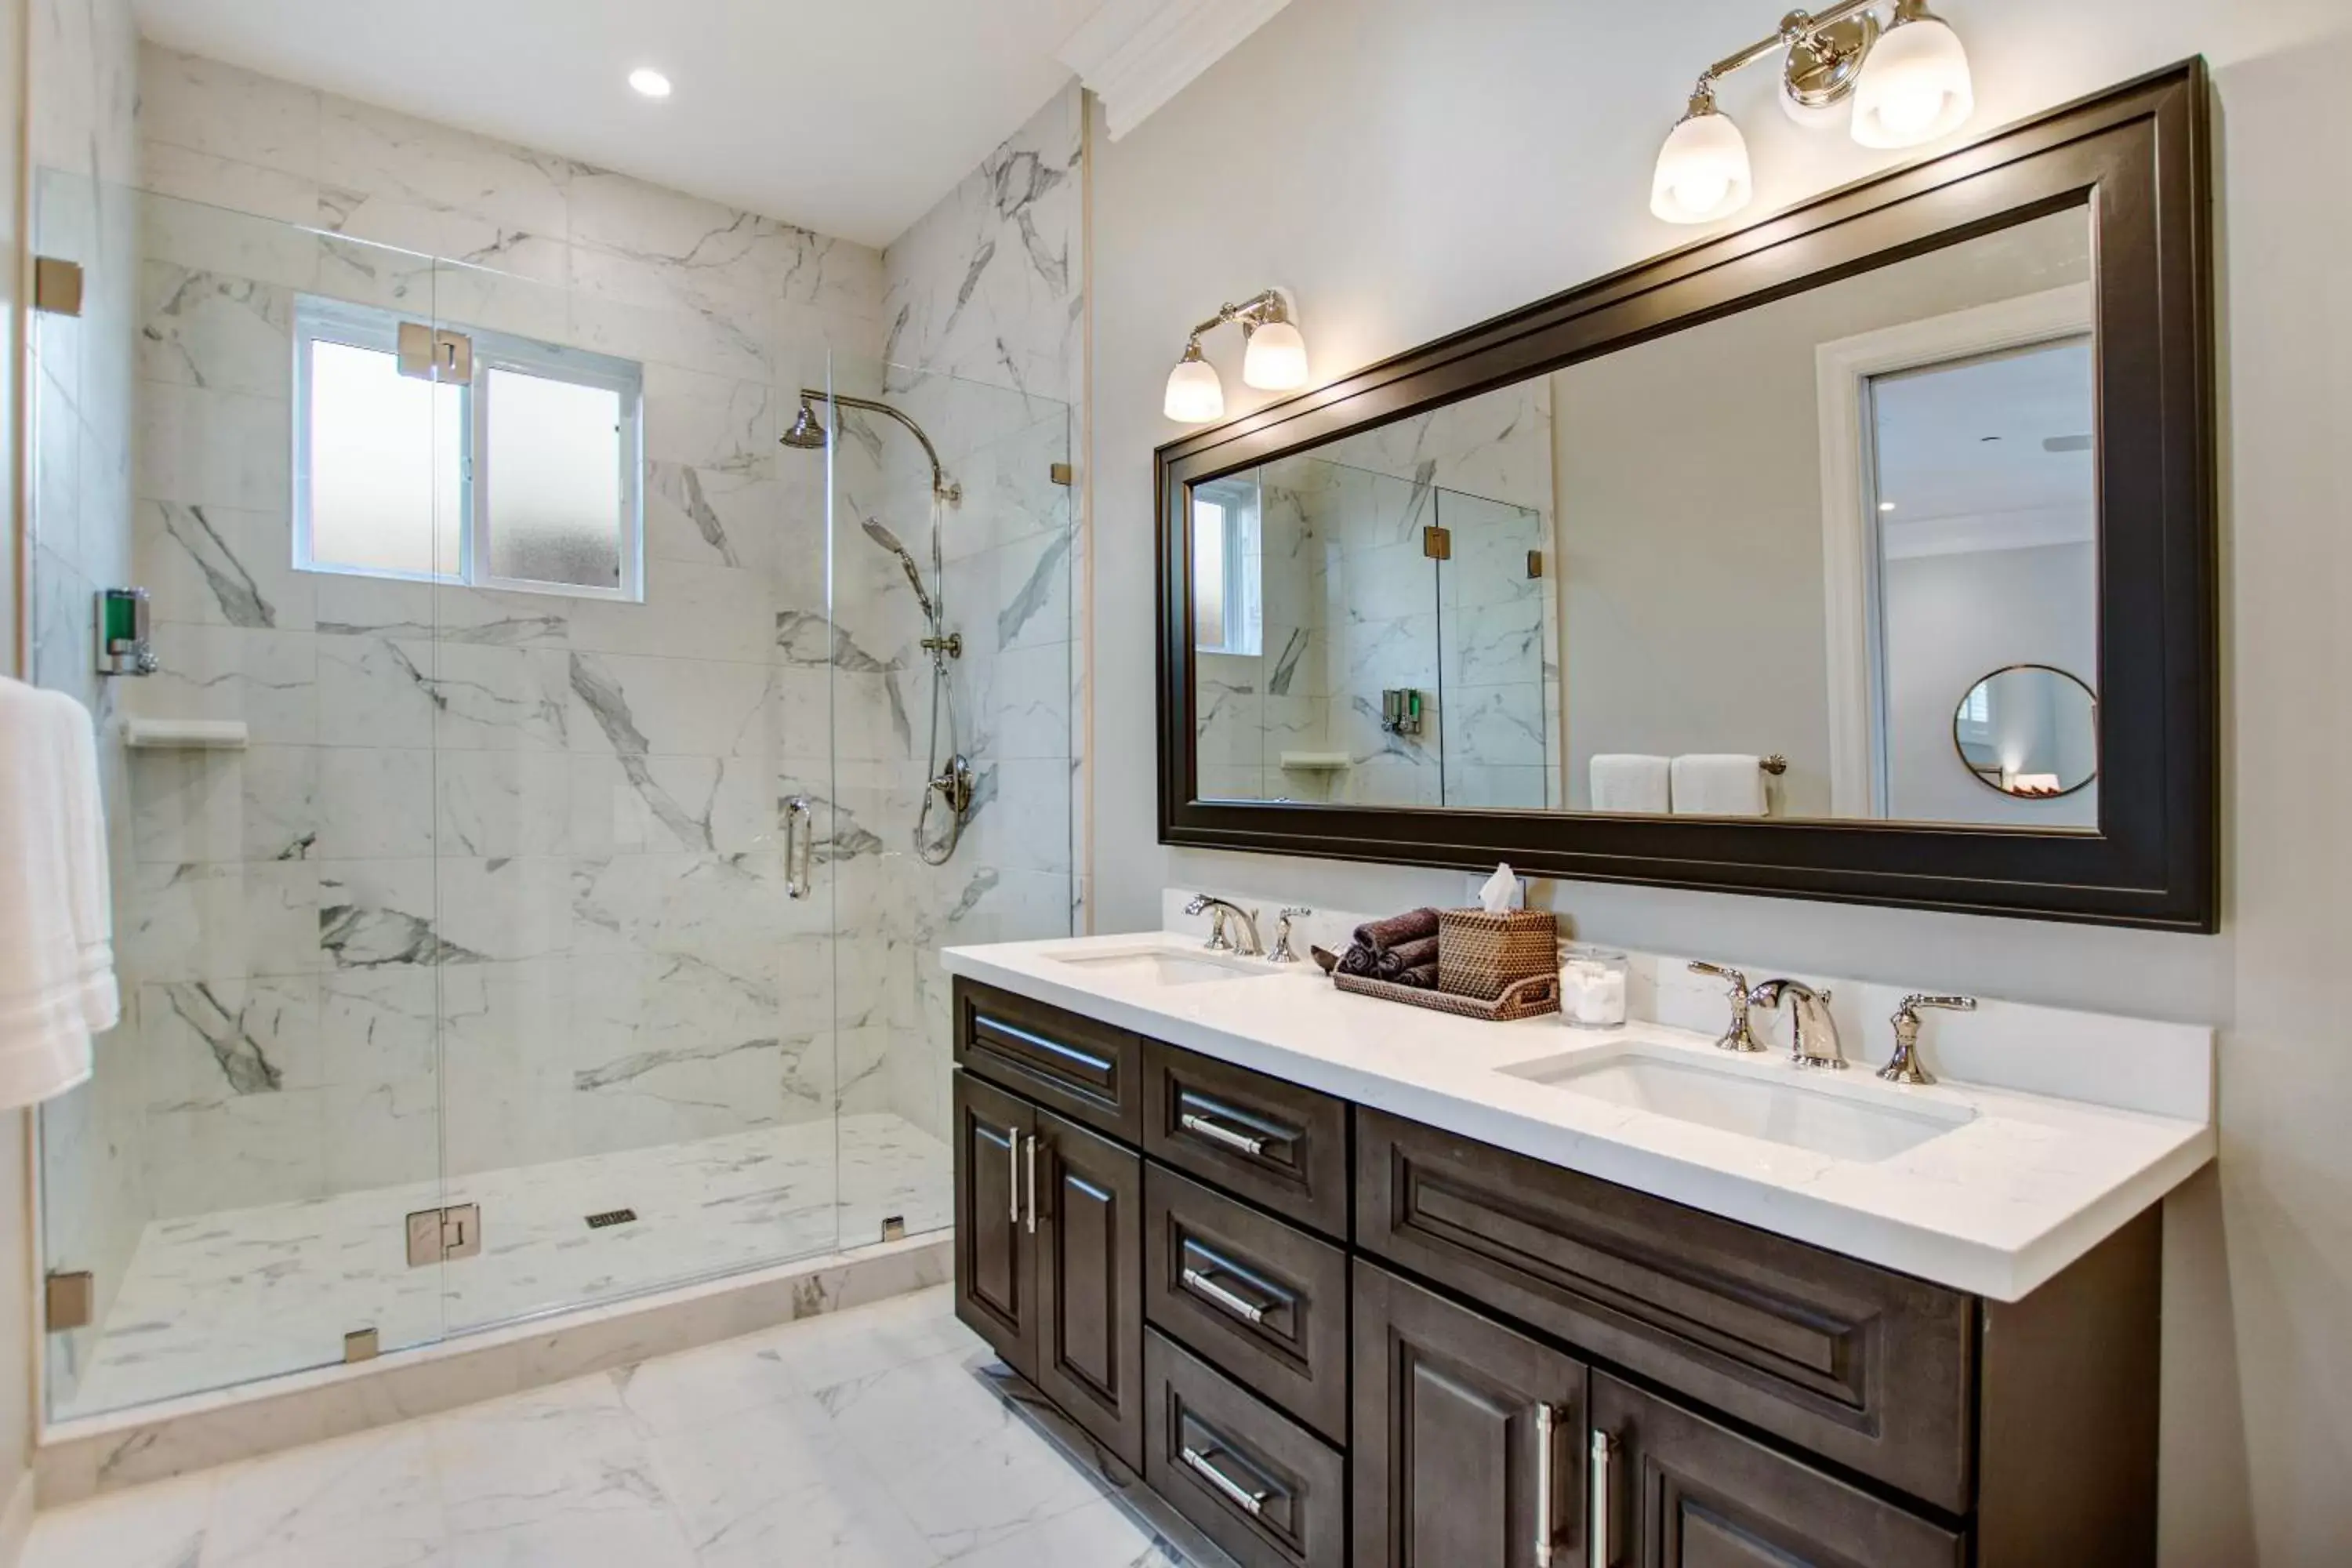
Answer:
[1181,1444,1269,1516]
[1534,1402,1556,1567]
[1180,1111,1269,1156]
[1025,1133,1039,1236]
[1181,1266,1269,1324]
[1589,1429,1617,1568]
[1006,1131,1021,1225]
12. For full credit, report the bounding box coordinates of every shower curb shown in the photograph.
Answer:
[33,1231,950,1506]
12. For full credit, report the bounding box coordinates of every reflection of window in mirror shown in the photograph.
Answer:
[1191,481,1262,655]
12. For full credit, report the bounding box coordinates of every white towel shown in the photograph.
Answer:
[0,677,111,1107]
[1589,754,1670,814]
[1671,754,1769,817]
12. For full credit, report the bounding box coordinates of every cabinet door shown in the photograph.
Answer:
[1034,1105,1146,1470]
[1588,1374,1965,1568]
[1354,1261,1588,1568]
[953,1070,1036,1379]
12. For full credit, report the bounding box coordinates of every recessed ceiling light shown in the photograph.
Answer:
[628,68,673,99]
[1879,501,1898,512]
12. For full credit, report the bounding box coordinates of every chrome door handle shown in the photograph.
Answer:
[1024,1133,1040,1236]
[1534,1402,1556,1568]
[1181,1266,1269,1325]
[1179,1111,1269,1156]
[1006,1130,1021,1225]
[1181,1444,1268,1516]
[783,797,815,898]
[1588,1429,1617,1568]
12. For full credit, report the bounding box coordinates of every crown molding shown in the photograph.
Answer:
[1057,0,1295,140]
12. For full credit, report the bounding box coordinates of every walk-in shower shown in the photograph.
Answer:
[786,390,975,866]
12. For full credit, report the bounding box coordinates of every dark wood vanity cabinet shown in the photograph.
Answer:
[952,978,2163,1567]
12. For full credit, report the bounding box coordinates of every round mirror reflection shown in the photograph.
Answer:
[1953,665,2098,799]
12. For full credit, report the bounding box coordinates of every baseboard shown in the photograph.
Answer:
[0,1468,35,1566]
[37,1232,949,1504]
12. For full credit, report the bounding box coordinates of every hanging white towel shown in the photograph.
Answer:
[1589,754,1671,814]
[1671,753,1769,818]
[0,677,109,1106]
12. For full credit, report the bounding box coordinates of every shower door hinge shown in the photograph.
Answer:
[343,1328,379,1363]
[33,256,85,317]
[1422,525,1452,561]
[1527,549,1545,579]
[406,1203,482,1266]
[396,321,473,383]
[1049,463,1073,487]
[44,1271,94,1332]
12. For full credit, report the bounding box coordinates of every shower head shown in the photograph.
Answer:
[861,517,938,625]
[781,399,828,449]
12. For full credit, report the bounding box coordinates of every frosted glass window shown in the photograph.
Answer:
[482,368,624,590]
[306,340,465,579]
[1193,499,1229,649]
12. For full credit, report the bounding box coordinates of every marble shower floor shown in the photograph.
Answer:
[27,1284,1203,1568]
[56,1113,951,1422]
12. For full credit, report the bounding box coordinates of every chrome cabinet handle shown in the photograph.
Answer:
[1181,1444,1268,1516]
[1179,1111,1269,1156]
[1006,1130,1021,1225]
[1181,1265,1269,1325]
[1534,1403,1556,1568]
[1588,1429,1617,1568]
[1024,1133,1039,1236]
[783,797,815,898]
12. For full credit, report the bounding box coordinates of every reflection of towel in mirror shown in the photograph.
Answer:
[1353,908,1440,953]
[1671,754,1767,816]
[1590,754,1670,813]
[1374,937,1439,980]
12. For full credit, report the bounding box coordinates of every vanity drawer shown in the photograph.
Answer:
[953,978,1142,1143]
[1356,1108,1976,1512]
[1143,1041,1349,1238]
[1144,1329,1346,1568]
[1145,1163,1350,1443]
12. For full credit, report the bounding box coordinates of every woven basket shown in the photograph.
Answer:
[1438,909,1559,1001]
[1334,969,1560,1022]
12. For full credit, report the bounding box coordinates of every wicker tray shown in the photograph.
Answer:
[1333,969,1560,1022]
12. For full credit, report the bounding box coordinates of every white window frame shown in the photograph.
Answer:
[1191,478,1262,657]
[292,296,645,602]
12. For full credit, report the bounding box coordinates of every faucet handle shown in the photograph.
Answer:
[1269,907,1312,964]
[1688,961,1763,1053]
[1879,994,1975,1085]
[1203,906,1234,952]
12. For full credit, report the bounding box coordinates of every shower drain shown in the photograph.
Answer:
[584,1208,639,1230]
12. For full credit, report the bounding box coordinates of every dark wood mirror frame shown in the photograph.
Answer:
[1156,61,2216,931]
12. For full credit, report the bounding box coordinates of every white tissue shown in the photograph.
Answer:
[1479,864,1519,914]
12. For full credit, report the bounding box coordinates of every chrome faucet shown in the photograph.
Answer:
[1268,907,1311,964]
[1185,894,1264,957]
[1689,961,1763,1052]
[1880,994,1976,1085]
[1747,978,1845,1070]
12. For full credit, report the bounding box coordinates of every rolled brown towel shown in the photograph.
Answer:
[1394,963,1440,989]
[1334,944,1379,978]
[1373,935,1440,980]
[1354,907,1440,953]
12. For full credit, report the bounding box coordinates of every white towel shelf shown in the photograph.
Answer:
[1278,751,1352,771]
[122,719,249,750]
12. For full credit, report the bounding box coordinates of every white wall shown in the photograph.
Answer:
[1089,0,2352,1559]
[1,0,34,1543]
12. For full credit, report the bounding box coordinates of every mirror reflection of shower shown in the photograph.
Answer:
[783,390,973,866]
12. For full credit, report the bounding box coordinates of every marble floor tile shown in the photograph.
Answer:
[60,1113,952,1421]
[27,1285,1209,1568]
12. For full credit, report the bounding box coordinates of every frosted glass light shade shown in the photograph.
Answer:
[1242,320,1309,390]
[1851,16,1973,148]
[1164,354,1225,423]
[1650,109,1753,224]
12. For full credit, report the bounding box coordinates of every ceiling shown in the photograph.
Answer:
[1873,337,2096,557]
[132,0,1102,247]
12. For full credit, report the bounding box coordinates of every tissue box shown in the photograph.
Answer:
[1439,909,1558,1002]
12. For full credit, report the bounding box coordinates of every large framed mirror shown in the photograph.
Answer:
[1157,63,2215,930]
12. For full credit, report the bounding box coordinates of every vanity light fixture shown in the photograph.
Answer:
[1163,289,1308,424]
[1650,1,1974,224]
[628,67,673,99]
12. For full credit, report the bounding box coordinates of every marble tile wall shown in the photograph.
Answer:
[118,44,891,1220]
[27,0,147,1415]
[872,87,1086,1139]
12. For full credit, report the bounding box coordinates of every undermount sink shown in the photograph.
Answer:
[1502,1044,1975,1163]
[1044,942,1282,987]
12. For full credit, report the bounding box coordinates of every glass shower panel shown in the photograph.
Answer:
[819,354,1073,1247]
[36,187,460,1421]
[1436,488,1557,809]
[1318,458,1442,807]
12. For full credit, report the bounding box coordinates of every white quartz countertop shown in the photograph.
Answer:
[942,931,2216,1301]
